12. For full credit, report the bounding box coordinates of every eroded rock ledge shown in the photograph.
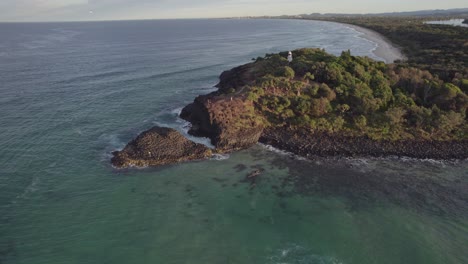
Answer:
[111,127,212,168]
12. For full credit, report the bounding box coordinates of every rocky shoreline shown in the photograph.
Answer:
[259,127,468,160]
[113,122,467,169]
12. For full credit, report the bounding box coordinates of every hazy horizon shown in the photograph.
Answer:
[0,1,467,22]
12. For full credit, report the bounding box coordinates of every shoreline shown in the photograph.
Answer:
[259,127,468,161]
[315,20,407,63]
[346,24,407,63]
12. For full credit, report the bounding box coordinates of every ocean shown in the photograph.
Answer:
[0,19,467,264]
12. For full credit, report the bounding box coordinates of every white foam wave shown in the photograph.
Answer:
[268,243,344,264]
[345,26,383,61]
[342,157,376,173]
[211,154,230,161]
[258,143,308,161]
[99,133,127,162]
[16,176,41,200]
[101,133,126,149]
[152,106,216,149]
[200,86,218,93]
[111,163,149,170]
[259,143,292,156]
[259,142,464,171]
[20,28,81,50]
[153,119,215,149]
[171,107,183,115]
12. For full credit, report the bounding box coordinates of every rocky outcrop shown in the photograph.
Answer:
[180,93,263,153]
[260,127,468,160]
[112,62,264,168]
[179,59,266,153]
[111,126,212,168]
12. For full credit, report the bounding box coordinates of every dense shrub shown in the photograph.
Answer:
[241,48,466,140]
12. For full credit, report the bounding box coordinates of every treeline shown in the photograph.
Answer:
[237,49,467,140]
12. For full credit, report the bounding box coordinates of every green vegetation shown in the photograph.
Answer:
[224,48,467,141]
[219,16,468,141]
[304,16,468,83]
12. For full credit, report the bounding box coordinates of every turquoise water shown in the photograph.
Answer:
[0,19,467,264]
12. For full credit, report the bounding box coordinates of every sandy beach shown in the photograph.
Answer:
[343,23,407,63]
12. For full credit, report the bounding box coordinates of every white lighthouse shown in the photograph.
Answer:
[287,51,293,63]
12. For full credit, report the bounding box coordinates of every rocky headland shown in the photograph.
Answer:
[113,48,468,168]
[180,49,467,159]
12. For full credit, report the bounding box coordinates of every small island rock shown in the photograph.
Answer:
[111,126,212,168]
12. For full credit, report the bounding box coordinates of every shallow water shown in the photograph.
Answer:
[425,19,468,27]
[0,19,467,264]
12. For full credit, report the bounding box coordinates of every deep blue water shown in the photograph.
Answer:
[0,19,467,264]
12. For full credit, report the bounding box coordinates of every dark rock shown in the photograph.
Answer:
[216,63,256,93]
[180,93,263,153]
[247,169,262,178]
[233,164,248,172]
[111,126,212,168]
[259,126,468,160]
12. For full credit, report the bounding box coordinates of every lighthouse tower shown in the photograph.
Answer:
[287,51,293,63]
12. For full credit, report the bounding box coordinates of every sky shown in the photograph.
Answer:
[0,0,466,22]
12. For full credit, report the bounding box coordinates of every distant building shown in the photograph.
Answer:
[287,51,293,62]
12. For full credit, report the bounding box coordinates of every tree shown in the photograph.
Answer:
[431,83,465,111]
[294,97,311,115]
[385,107,406,126]
[436,111,464,134]
[281,66,295,79]
[337,104,351,115]
[331,116,345,131]
[303,72,315,82]
[354,115,367,131]
[310,98,331,117]
[318,83,336,101]
[370,70,393,106]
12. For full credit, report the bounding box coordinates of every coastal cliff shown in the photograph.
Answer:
[180,97,264,153]
[180,64,264,152]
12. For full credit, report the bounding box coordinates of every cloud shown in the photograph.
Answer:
[0,0,88,20]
